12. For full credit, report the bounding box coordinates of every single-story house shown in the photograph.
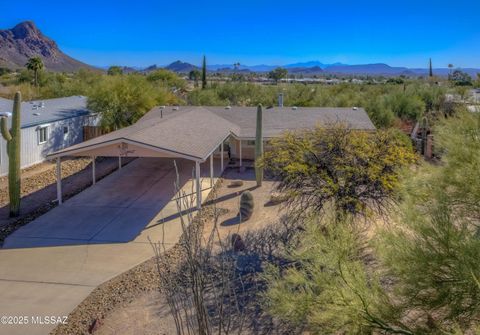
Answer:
[0,95,97,176]
[48,105,375,209]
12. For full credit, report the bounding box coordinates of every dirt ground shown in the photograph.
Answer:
[93,168,284,335]
[0,157,134,244]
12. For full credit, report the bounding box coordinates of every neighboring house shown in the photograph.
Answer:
[0,96,97,175]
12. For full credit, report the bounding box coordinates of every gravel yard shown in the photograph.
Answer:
[51,167,286,335]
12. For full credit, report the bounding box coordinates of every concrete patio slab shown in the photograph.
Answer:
[3,158,218,249]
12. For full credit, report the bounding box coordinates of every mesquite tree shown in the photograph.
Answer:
[1,92,21,217]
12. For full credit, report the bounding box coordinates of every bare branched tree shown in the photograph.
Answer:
[151,162,250,335]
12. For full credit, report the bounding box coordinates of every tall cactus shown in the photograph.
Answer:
[1,92,21,217]
[255,104,263,186]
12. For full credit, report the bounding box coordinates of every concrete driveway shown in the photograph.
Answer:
[0,157,222,335]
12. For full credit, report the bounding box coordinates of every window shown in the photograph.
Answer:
[246,140,256,146]
[63,126,68,135]
[38,127,48,144]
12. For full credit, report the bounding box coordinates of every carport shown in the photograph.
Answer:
[48,108,238,209]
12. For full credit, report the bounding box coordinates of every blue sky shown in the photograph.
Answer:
[1,0,479,68]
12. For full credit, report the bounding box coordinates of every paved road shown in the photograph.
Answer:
[0,157,221,335]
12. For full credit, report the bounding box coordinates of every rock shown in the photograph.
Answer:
[231,233,246,252]
[229,180,243,187]
[269,192,288,205]
[88,318,102,334]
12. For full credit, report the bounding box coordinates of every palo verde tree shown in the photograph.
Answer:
[1,92,22,217]
[261,125,416,218]
[87,75,163,131]
[25,56,44,87]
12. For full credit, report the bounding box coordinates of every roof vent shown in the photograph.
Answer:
[33,112,40,116]
[159,105,165,109]
[292,106,298,110]
[225,106,231,109]
[352,106,358,110]
[172,106,179,111]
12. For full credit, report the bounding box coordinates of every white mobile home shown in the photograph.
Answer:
[0,96,97,176]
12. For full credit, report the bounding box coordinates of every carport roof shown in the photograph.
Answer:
[50,107,239,161]
[49,105,375,161]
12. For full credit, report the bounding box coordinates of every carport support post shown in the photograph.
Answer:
[56,157,62,205]
[92,156,96,185]
[220,142,224,171]
[210,154,214,188]
[239,140,242,167]
[196,161,202,210]
[118,156,122,170]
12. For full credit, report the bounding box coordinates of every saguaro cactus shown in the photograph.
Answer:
[255,104,263,186]
[1,92,21,217]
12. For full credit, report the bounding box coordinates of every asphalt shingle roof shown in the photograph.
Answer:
[51,105,375,161]
[0,96,91,128]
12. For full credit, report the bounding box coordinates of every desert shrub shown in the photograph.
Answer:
[365,95,395,128]
[264,214,411,334]
[261,124,416,218]
[379,111,480,332]
[384,92,425,120]
[147,69,186,90]
[87,74,175,130]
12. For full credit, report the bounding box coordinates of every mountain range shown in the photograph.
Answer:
[172,61,479,77]
[0,21,479,78]
[0,21,95,72]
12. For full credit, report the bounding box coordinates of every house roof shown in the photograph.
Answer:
[0,96,91,128]
[50,105,375,161]
[142,106,375,138]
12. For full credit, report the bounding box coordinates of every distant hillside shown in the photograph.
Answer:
[323,63,411,76]
[164,61,198,73]
[288,66,323,74]
[0,21,96,72]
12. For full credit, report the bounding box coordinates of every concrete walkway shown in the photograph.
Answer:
[0,157,222,335]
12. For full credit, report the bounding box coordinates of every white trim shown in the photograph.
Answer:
[37,126,49,145]
[210,154,214,187]
[196,161,201,209]
[201,133,232,162]
[48,138,203,162]
[92,156,96,185]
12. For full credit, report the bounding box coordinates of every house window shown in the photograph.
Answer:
[246,140,256,146]
[63,126,69,134]
[38,127,48,144]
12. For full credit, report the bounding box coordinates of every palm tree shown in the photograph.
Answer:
[26,56,44,87]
